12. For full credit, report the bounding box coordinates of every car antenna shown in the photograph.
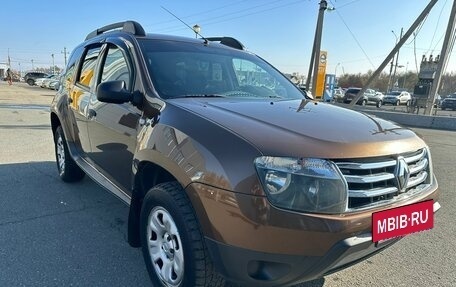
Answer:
[161,6,209,44]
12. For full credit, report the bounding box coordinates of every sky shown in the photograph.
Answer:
[1,0,454,76]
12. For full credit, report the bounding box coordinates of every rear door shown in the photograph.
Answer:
[86,41,141,191]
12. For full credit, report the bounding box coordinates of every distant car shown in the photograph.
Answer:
[366,90,384,108]
[383,91,411,106]
[36,74,57,87]
[48,79,60,90]
[441,94,456,110]
[332,88,344,103]
[41,75,59,88]
[342,87,372,105]
[2,74,20,82]
[23,72,49,86]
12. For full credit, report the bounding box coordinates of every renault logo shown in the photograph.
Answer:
[395,156,410,193]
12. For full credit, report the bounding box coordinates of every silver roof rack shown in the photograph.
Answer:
[205,37,245,50]
[85,21,146,40]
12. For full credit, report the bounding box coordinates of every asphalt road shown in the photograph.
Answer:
[0,82,454,287]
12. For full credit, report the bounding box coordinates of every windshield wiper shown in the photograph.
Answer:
[182,94,225,98]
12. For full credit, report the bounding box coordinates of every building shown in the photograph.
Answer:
[0,62,8,79]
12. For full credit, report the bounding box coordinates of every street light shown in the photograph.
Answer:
[335,62,340,77]
[192,24,200,38]
[391,30,399,43]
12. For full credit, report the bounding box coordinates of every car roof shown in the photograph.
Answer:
[83,21,246,52]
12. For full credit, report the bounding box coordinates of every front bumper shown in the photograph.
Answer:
[206,232,400,286]
[185,182,440,286]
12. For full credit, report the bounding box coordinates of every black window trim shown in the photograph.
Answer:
[96,40,135,93]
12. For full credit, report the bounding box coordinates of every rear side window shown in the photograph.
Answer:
[77,46,101,88]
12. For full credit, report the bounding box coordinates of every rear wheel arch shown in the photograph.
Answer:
[50,112,61,135]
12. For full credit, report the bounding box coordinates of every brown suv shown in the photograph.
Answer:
[50,21,440,287]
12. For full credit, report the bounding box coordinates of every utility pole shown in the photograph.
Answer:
[61,47,69,67]
[306,0,328,97]
[387,31,398,92]
[349,0,438,107]
[387,59,395,92]
[424,0,456,115]
[391,28,404,90]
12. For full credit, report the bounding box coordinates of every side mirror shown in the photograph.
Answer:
[97,80,132,104]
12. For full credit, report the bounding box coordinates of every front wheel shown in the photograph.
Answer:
[376,101,382,108]
[54,126,85,182]
[140,182,224,287]
[396,100,400,106]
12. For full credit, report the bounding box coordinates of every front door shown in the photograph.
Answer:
[86,43,140,191]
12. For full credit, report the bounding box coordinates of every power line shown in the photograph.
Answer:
[335,0,363,10]
[405,13,428,45]
[155,0,299,33]
[149,0,249,26]
[426,0,448,54]
[329,0,376,69]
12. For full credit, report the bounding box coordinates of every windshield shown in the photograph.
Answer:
[386,92,401,96]
[138,39,305,100]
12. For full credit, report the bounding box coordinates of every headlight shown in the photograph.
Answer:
[254,157,348,214]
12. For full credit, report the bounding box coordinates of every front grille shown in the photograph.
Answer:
[334,148,431,211]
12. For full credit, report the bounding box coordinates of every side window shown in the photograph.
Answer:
[77,46,101,88]
[100,45,131,90]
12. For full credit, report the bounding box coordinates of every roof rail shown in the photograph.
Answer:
[206,37,245,50]
[85,21,146,40]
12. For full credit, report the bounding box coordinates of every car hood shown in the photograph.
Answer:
[168,98,425,159]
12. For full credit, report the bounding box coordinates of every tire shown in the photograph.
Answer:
[54,126,85,182]
[376,101,382,108]
[406,100,411,106]
[140,182,224,287]
[396,100,400,106]
[442,107,446,110]
[27,79,35,86]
